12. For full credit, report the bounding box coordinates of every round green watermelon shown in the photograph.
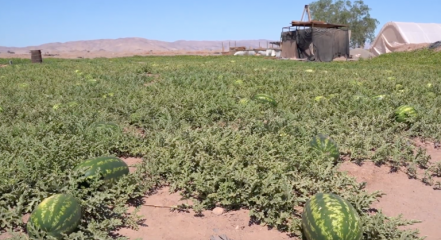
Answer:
[253,94,277,106]
[394,105,418,123]
[74,156,129,188]
[27,194,82,239]
[310,134,340,162]
[302,193,362,240]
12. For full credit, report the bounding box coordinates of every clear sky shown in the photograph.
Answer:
[1,0,440,47]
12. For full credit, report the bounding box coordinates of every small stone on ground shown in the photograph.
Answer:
[212,207,225,215]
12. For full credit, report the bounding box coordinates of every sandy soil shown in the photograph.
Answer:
[339,139,441,240]
[0,50,222,60]
[2,143,441,240]
[393,43,431,52]
[116,138,441,240]
[117,158,292,240]
[116,188,292,240]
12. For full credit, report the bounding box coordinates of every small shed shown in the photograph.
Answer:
[280,20,350,62]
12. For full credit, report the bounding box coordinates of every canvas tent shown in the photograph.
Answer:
[370,22,441,56]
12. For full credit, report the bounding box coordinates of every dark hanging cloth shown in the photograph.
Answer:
[295,28,350,62]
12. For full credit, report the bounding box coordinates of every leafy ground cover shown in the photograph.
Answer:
[1,49,440,239]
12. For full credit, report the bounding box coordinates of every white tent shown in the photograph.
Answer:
[370,22,441,56]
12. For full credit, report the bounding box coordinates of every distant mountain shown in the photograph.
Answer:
[0,37,278,54]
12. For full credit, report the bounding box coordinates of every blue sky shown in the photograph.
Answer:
[1,0,440,47]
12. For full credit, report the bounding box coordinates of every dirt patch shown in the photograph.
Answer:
[123,157,143,173]
[0,64,8,68]
[118,158,293,240]
[338,140,441,240]
[393,43,431,52]
[116,187,293,240]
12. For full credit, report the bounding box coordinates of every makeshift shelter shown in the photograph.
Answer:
[279,5,350,62]
[370,22,441,56]
[280,21,350,62]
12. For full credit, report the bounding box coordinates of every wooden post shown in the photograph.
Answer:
[301,6,306,21]
[301,5,312,22]
[222,42,224,52]
[306,5,312,21]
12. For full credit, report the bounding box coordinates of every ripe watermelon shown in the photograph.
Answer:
[27,194,82,239]
[314,96,326,102]
[253,94,277,106]
[302,193,362,240]
[310,134,340,162]
[394,105,418,123]
[74,156,129,188]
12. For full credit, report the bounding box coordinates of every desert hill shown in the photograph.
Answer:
[0,38,277,54]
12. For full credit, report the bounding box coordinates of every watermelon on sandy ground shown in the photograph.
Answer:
[27,194,82,239]
[302,192,362,240]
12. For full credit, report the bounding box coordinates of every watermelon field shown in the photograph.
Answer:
[1,49,440,239]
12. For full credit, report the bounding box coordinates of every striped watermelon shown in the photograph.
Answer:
[74,156,129,188]
[310,134,340,162]
[27,194,82,239]
[253,94,277,106]
[302,193,362,240]
[394,105,417,123]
